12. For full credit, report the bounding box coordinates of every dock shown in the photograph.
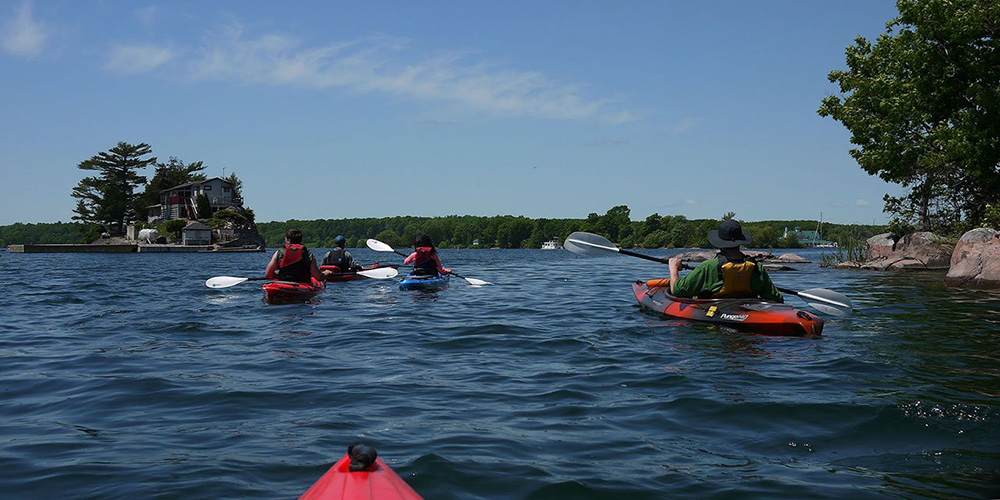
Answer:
[7,244,263,253]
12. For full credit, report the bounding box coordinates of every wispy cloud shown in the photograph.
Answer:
[586,139,629,147]
[107,44,175,73]
[135,6,157,27]
[855,199,870,207]
[1,1,47,59]
[179,23,634,122]
[671,117,699,134]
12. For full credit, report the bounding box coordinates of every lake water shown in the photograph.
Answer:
[1,247,998,499]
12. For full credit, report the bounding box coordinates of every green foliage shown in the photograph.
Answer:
[982,203,1000,230]
[195,194,212,219]
[0,222,89,245]
[158,219,187,240]
[71,141,155,235]
[819,0,1000,233]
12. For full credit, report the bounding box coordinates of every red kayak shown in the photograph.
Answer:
[299,452,422,500]
[321,264,384,283]
[633,279,823,336]
[262,278,324,304]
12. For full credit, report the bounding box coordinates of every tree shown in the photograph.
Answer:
[71,142,155,235]
[224,172,244,205]
[819,0,1000,233]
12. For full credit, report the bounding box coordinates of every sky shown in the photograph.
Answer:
[0,0,904,226]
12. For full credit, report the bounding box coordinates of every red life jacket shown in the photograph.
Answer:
[412,247,439,276]
[278,244,312,283]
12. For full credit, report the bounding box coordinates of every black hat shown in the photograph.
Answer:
[708,220,752,248]
[333,235,346,246]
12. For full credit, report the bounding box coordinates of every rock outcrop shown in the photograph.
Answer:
[843,232,954,270]
[671,250,809,267]
[945,228,1000,289]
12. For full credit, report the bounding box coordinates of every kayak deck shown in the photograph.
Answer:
[262,278,324,304]
[633,280,823,336]
[399,273,450,291]
[299,453,422,500]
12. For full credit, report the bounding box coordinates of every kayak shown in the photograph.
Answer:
[262,278,324,304]
[633,279,823,336]
[399,273,450,291]
[298,452,422,500]
[321,263,386,282]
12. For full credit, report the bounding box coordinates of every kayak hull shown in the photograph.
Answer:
[262,278,324,304]
[633,280,823,336]
[299,453,422,500]
[399,274,450,291]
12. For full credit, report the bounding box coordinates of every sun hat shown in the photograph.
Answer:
[707,220,752,248]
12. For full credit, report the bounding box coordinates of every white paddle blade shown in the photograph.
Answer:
[462,276,491,286]
[563,231,620,257]
[205,276,250,289]
[797,288,853,316]
[357,267,399,279]
[366,239,395,253]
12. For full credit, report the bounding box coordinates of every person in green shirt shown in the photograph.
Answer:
[667,220,783,302]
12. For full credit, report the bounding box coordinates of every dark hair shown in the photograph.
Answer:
[285,228,303,244]
[414,233,434,249]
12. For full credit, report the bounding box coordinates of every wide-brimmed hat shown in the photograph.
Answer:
[708,220,752,248]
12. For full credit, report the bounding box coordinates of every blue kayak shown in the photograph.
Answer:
[399,273,450,291]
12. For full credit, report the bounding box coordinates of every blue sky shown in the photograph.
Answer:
[0,1,902,226]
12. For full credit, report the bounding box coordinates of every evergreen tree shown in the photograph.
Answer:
[71,142,155,235]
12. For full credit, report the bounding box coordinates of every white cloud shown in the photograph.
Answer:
[1,1,47,59]
[107,44,175,73]
[135,6,157,27]
[856,199,870,207]
[183,24,632,122]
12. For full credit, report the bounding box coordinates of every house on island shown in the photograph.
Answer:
[147,177,240,222]
[783,227,836,247]
[182,221,212,246]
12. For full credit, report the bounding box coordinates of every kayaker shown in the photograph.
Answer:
[265,228,324,283]
[403,234,450,277]
[321,235,361,275]
[667,219,783,302]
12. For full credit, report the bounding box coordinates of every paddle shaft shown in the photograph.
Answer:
[614,243,828,301]
[388,248,471,280]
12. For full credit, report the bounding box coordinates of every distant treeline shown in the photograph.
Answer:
[255,206,885,249]
[1,206,885,249]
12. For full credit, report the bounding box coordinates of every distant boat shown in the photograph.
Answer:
[541,240,562,250]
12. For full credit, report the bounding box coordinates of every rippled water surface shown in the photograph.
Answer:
[1,248,998,499]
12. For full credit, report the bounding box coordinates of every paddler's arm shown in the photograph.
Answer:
[309,254,324,282]
[670,260,715,298]
[668,258,683,294]
[265,251,280,279]
[753,265,783,303]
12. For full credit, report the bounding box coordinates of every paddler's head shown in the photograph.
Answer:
[708,219,751,249]
[333,235,347,248]
[285,228,303,245]
[414,233,434,250]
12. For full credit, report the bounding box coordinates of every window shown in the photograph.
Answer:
[203,185,212,191]
[223,187,231,192]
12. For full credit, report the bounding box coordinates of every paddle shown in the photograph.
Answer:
[563,231,853,316]
[322,265,400,280]
[366,238,491,286]
[205,266,398,289]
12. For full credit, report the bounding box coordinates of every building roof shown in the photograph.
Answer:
[161,177,231,193]
[183,221,212,231]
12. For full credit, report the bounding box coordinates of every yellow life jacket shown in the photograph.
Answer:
[712,254,757,298]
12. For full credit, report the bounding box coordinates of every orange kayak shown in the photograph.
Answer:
[633,280,823,336]
[299,451,422,500]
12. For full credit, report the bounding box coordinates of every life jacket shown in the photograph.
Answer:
[412,247,439,276]
[278,244,312,283]
[711,252,757,298]
[323,247,350,270]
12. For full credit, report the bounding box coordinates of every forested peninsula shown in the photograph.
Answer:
[2,205,884,250]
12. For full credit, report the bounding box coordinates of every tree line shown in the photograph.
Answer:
[254,205,883,250]
[2,205,884,248]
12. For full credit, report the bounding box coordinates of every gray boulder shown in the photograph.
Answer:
[848,232,954,270]
[945,228,1000,289]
